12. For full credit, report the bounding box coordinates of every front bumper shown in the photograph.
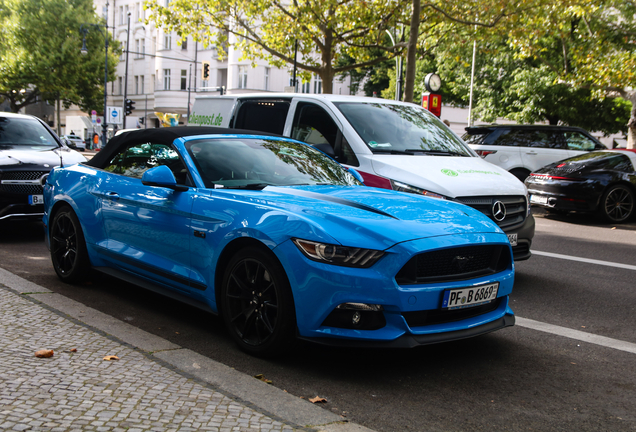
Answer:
[505,213,534,261]
[274,233,515,347]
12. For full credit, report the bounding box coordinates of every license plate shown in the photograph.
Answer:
[530,194,548,205]
[507,233,518,246]
[28,195,44,205]
[442,282,499,310]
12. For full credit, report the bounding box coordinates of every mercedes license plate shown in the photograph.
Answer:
[28,195,44,205]
[507,233,518,246]
[530,194,548,205]
[442,282,499,310]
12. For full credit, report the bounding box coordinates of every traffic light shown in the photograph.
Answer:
[125,99,135,115]
[138,117,144,125]
[201,61,210,80]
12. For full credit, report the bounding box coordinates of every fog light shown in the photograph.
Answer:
[352,311,361,325]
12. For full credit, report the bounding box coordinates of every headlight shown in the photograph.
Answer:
[292,239,385,268]
[390,180,447,199]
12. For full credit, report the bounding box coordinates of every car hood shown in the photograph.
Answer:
[369,154,527,197]
[0,147,87,168]
[226,185,504,250]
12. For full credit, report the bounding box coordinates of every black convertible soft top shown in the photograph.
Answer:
[86,126,280,168]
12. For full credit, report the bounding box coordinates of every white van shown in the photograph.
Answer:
[189,93,534,260]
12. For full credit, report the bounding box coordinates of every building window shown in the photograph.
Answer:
[119,6,124,25]
[118,77,123,95]
[181,70,187,90]
[314,76,322,94]
[135,39,140,58]
[163,69,171,90]
[140,75,144,94]
[301,81,310,93]
[135,2,141,21]
[181,38,187,50]
[264,67,270,91]
[120,41,125,61]
[238,65,247,89]
[163,33,171,50]
[134,76,139,94]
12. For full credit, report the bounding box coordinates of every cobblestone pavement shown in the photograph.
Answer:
[0,286,300,432]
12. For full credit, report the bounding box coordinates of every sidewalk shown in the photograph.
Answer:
[0,268,375,432]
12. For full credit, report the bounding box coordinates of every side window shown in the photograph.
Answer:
[291,102,358,166]
[233,100,290,134]
[564,132,598,151]
[104,142,190,184]
[490,129,525,146]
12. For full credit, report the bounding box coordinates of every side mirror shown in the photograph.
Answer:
[141,165,188,191]
[347,167,365,184]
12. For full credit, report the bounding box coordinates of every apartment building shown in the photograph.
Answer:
[60,0,355,140]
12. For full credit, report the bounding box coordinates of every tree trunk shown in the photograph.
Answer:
[628,92,636,149]
[403,0,421,103]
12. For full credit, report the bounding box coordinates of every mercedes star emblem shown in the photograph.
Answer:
[492,200,507,222]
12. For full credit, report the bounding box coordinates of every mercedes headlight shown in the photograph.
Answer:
[390,180,447,199]
[293,239,385,268]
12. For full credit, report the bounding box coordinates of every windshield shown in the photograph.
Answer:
[186,138,362,189]
[0,116,58,148]
[334,102,474,156]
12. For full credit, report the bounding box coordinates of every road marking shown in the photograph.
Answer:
[516,317,636,355]
[532,250,636,271]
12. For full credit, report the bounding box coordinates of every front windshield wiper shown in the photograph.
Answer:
[371,149,415,155]
[404,149,469,157]
[223,183,272,190]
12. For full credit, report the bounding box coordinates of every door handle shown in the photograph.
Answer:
[526,151,538,155]
[106,191,120,200]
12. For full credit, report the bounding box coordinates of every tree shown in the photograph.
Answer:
[146,0,411,94]
[0,0,119,114]
[491,0,636,147]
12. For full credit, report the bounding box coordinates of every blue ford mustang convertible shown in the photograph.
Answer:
[43,127,515,356]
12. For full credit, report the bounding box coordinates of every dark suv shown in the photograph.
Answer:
[0,112,86,222]
[463,125,606,181]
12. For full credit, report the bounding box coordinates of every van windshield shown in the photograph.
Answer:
[334,102,474,157]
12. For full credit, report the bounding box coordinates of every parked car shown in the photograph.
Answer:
[43,127,515,356]
[0,112,87,223]
[524,149,636,223]
[463,125,606,181]
[61,134,86,151]
[189,94,534,261]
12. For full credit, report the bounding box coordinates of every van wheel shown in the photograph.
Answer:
[509,168,530,182]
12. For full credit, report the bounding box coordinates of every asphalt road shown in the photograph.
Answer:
[1,209,635,432]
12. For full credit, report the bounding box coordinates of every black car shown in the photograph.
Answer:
[524,149,636,223]
[0,112,86,222]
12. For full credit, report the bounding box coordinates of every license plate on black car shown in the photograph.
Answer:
[442,282,499,310]
[29,195,43,205]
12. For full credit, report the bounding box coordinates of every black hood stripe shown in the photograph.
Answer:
[266,186,398,219]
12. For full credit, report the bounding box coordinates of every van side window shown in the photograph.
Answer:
[233,100,290,134]
[291,102,359,166]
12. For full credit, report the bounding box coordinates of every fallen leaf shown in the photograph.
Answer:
[581,326,586,328]
[310,396,327,403]
[103,355,120,361]
[253,373,273,384]
[69,348,77,353]
[571,362,576,365]
[611,227,616,230]
[34,349,54,358]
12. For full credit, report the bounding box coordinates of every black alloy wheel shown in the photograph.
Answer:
[221,246,296,356]
[598,184,634,223]
[50,206,90,283]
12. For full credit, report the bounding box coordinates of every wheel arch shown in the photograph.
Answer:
[214,237,293,311]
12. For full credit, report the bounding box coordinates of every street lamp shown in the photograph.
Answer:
[80,1,109,148]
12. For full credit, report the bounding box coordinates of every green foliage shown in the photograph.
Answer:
[145,0,410,93]
[0,0,119,113]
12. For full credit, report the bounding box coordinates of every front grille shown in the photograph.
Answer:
[395,244,510,285]
[0,171,48,195]
[455,195,527,230]
[402,298,502,327]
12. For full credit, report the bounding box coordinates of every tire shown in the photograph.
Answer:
[50,205,91,283]
[509,168,531,182]
[220,246,296,357]
[597,184,634,223]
